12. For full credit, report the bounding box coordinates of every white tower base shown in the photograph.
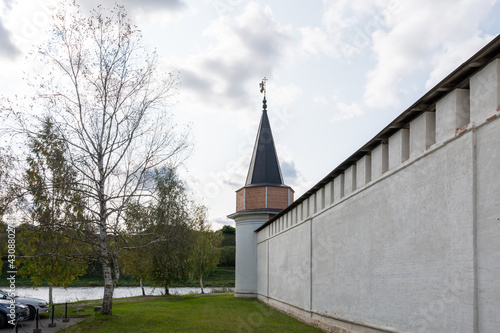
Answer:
[228,210,276,298]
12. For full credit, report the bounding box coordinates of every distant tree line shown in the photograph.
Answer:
[219,225,235,267]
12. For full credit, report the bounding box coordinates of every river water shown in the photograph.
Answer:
[9,286,223,303]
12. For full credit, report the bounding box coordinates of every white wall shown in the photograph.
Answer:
[476,119,500,332]
[255,58,500,332]
[312,134,475,332]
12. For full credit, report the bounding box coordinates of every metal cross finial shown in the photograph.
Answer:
[259,77,268,96]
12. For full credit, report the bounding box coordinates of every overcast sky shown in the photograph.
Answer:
[1,0,499,229]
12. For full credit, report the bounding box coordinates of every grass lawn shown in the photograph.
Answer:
[56,293,322,333]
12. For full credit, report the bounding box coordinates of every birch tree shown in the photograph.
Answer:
[149,167,192,295]
[10,2,189,314]
[189,205,222,293]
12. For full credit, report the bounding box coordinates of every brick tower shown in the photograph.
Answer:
[228,80,294,298]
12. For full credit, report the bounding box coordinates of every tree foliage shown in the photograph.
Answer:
[148,167,193,295]
[17,226,88,304]
[118,202,154,296]
[118,167,224,295]
[188,205,222,293]
[218,246,236,267]
[221,225,236,247]
[17,117,88,304]
[0,148,17,222]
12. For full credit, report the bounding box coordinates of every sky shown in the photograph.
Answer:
[0,0,499,230]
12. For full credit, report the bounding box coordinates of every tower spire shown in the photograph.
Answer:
[228,77,294,298]
[245,77,283,186]
[260,77,267,111]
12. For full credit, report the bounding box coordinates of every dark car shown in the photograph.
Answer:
[0,289,48,320]
[0,299,29,328]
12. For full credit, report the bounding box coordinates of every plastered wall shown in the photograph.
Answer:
[256,59,500,333]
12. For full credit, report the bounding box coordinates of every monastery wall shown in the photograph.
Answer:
[255,59,500,332]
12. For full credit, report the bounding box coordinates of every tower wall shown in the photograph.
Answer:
[235,186,294,211]
[232,212,273,298]
[229,92,294,299]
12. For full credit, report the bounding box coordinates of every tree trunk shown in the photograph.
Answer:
[101,259,114,315]
[48,281,53,305]
[99,203,114,315]
[165,283,169,296]
[200,274,204,294]
[98,153,115,315]
[140,278,145,296]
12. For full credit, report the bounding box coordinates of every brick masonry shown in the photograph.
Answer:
[236,186,294,211]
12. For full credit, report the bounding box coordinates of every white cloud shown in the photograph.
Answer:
[299,0,397,62]
[425,34,496,90]
[275,144,310,195]
[1,0,54,56]
[322,0,373,31]
[0,18,19,58]
[172,2,293,117]
[313,96,328,106]
[297,0,497,110]
[364,0,497,109]
[299,26,339,58]
[79,0,187,12]
[330,101,365,122]
[211,218,233,231]
[271,83,302,106]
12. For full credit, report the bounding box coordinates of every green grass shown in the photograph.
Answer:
[54,294,322,333]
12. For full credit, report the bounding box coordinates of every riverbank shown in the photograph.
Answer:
[0,267,235,288]
[10,286,233,303]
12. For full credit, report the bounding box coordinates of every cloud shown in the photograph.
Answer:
[211,217,234,231]
[424,34,496,90]
[79,0,186,12]
[275,145,308,191]
[364,0,497,109]
[75,0,190,26]
[0,17,19,59]
[281,160,298,183]
[313,96,328,106]
[220,154,251,189]
[298,0,497,110]
[2,0,15,11]
[123,0,186,11]
[175,3,293,114]
[330,101,365,122]
[181,69,212,94]
[299,0,395,61]
[299,27,339,58]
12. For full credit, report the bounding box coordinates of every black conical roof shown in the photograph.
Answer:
[245,99,284,186]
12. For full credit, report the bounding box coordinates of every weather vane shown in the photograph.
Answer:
[259,77,267,97]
